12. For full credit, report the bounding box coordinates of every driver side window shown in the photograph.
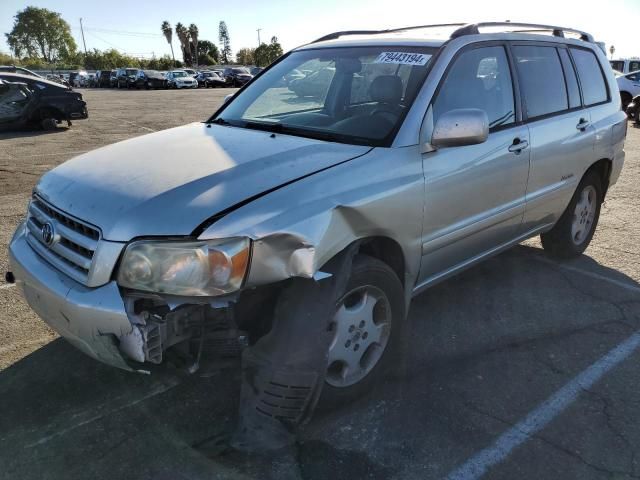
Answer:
[433,46,515,130]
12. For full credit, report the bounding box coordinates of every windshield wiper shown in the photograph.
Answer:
[210,117,231,125]
[242,121,284,133]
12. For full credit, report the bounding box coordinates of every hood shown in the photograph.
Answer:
[36,123,371,241]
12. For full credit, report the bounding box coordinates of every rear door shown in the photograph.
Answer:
[512,43,596,231]
[418,43,531,284]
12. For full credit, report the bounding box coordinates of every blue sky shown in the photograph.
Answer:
[1,0,639,60]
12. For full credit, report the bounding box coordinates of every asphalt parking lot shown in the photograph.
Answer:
[1,88,640,480]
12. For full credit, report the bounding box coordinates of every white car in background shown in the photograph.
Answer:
[165,70,197,89]
[616,70,640,109]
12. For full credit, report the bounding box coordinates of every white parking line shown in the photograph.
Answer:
[532,255,640,294]
[446,330,640,480]
[25,378,180,448]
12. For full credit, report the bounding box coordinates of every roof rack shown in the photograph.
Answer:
[311,24,466,43]
[311,22,594,44]
[450,22,593,42]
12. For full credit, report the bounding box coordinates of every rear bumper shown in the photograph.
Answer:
[8,222,135,370]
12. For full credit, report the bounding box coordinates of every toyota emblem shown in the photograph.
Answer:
[41,222,55,246]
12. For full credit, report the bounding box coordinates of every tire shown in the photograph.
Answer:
[319,254,406,408]
[541,170,603,259]
[621,92,632,111]
[40,112,57,131]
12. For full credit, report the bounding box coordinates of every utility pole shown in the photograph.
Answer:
[79,18,88,66]
[257,28,262,46]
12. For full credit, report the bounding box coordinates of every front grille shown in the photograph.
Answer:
[25,195,101,285]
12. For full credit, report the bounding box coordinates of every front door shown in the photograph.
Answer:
[418,44,530,286]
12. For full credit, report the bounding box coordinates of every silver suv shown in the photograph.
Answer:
[8,22,627,448]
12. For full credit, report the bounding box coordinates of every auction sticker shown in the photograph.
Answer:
[374,52,430,66]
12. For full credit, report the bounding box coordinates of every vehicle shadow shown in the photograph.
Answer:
[1,244,639,479]
[0,127,69,140]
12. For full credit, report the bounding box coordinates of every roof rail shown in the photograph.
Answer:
[450,22,594,42]
[311,23,466,44]
[311,22,594,45]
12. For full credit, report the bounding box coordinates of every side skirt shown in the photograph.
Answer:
[412,223,554,297]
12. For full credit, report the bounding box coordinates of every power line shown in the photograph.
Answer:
[72,26,163,38]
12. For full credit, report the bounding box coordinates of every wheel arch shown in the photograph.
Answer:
[585,158,613,199]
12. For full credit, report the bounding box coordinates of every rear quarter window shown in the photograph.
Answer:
[570,48,608,106]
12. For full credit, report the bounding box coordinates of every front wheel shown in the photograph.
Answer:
[320,255,406,408]
[541,171,603,259]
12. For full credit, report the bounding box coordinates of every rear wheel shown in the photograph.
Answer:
[541,171,603,259]
[320,255,406,408]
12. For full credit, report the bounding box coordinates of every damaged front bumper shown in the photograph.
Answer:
[9,222,243,371]
[9,223,140,371]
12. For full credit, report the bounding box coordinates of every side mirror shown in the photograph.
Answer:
[224,94,234,104]
[431,108,489,148]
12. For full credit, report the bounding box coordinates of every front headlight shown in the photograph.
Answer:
[117,238,250,296]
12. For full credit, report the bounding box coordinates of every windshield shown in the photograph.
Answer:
[214,46,435,146]
[232,68,250,74]
[173,71,187,77]
[126,69,137,75]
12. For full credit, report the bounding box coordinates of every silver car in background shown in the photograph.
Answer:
[8,22,626,450]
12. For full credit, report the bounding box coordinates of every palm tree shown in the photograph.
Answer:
[175,22,190,66]
[161,21,175,68]
[188,24,199,68]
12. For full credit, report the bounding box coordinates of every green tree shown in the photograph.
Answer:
[218,21,231,64]
[0,52,16,65]
[198,40,219,64]
[188,24,198,67]
[175,22,191,66]
[161,21,175,68]
[5,7,77,63]
[236,47,255,65]
[254,36,283,67]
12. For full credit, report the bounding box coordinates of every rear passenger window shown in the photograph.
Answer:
[558,49,581,109]
[630,61,640,72]
[570,48,608,106]
[512,45,567,119]
[434,46,515,129]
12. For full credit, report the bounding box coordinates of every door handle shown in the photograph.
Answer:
[576,118,591,131]
[508,138,529,154]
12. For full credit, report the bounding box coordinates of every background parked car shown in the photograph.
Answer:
[182,68,198,77]
[288,67,335,98]
[610,59,640,74]
[283,68,306,86]
[135,70,167,89]
[93,70,111,88]
[222,67,253,87]
[625,94,640,123]
[250,66,263,76]
[0,72,87,129]
[617,70,640,110]
[196,71,226,88]
[109,70,118,88]
[116,68,139,89]
[45,74,69,87]
[165,70,197,89]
